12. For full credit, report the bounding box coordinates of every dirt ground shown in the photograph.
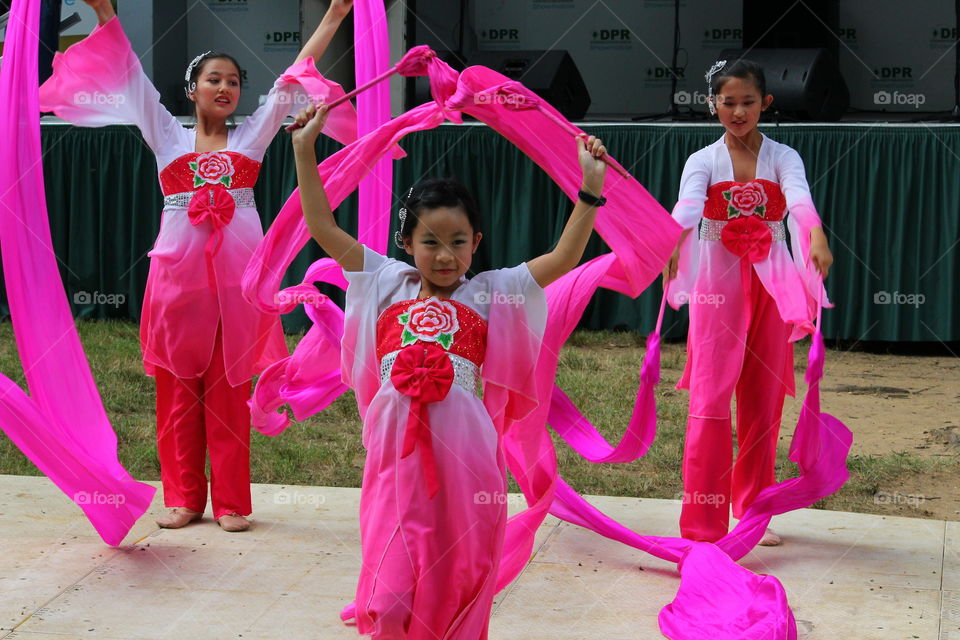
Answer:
[696,345,960,520]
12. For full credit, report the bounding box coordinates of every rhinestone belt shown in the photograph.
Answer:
[380,349,481,397]
[162,187,256,209]
[699,218,786,242]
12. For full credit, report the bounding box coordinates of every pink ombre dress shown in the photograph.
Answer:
[342,246,546,639]
[37,17,344,385]
[667,134,833,540]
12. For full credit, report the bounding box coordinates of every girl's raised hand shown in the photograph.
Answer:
[288,104,330,146]
[83,0,116,23]
[578,135,607,196]
[329,0,355,19]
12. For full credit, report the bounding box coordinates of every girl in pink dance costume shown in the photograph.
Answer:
[290,102,607,638]
[664,59,834,545]
[40,0,354,532]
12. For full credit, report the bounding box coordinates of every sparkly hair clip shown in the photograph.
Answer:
[393,187,415,249]
[184,51,213,97]
[705,59,727,115]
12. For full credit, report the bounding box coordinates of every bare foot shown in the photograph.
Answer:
[217,513,250,532]
[156,507,203,529]
[758,528,782,546]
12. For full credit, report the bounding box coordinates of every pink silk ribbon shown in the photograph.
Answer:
[0,0,155,546]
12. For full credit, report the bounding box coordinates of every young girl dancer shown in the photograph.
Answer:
[289,103,607,638]
[664,59,834,545]
[39,0,354,532]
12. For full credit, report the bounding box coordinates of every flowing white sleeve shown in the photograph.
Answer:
[341,246,417,416]
[673,151,711,230]
[778,147,823,230]
[38,17,188,154]
[666,151,710,308]
[777,146,832,308]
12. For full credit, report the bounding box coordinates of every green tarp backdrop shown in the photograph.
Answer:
[2,122,957,342]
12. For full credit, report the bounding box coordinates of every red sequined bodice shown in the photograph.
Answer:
[376,298,487,365]
[159,150,261,196]
[705,179,786,221]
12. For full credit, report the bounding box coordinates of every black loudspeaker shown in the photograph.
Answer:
[466,50,590,120]
[719,48,850,121]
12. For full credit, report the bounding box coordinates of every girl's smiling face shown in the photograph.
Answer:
[714,76,773,138]
[403,206,482,297]
[190,57,241,119]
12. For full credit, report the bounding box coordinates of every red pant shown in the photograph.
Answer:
[680,263,793,542]
[155,325,252,518]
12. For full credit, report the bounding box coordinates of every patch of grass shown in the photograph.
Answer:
[1,319,955,521]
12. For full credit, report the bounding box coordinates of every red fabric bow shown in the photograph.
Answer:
[188,184,236,290]
[721,215,773,263]
[390,344,455,498]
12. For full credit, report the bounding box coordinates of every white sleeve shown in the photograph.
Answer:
[343,245,416,314]
[672,151,710,229]
[38,17,188,155]
[777,147,823,229]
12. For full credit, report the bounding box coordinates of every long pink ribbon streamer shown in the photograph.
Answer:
[242,43,850,638]
[0,0,155,546]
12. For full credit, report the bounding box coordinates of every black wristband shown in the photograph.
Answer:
[577,189,607,207]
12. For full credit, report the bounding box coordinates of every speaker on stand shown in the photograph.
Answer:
[719,48,849,122]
